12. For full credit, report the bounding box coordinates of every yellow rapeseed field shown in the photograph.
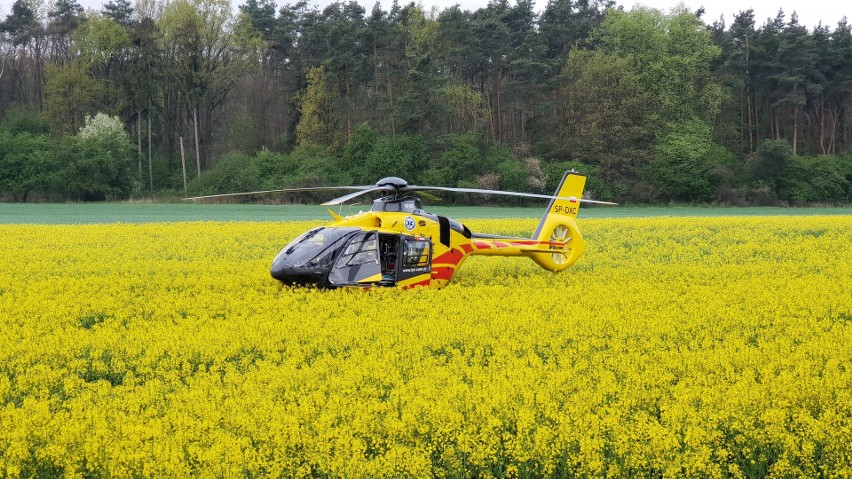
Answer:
[1,216,851,478]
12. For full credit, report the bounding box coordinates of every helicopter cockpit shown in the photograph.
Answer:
[370,196,423,213]
[270,226,432,288]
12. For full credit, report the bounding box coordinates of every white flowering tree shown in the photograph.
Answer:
[60,112,135,200]
[77,112,127,141]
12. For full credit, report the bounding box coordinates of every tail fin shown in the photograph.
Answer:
[530,171,587,272]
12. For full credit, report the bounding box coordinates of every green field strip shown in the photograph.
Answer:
[0,202,850,224]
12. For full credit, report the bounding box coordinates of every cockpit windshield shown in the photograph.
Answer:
[275,227,359,269]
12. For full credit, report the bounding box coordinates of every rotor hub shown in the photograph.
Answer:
[375,177,408,189]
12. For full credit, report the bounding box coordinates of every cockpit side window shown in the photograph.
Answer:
[340,234,379,266]
[328,232,382,286]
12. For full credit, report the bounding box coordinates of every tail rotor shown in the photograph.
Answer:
[530,172,589,272]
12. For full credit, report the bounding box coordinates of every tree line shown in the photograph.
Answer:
[0,0,850,204]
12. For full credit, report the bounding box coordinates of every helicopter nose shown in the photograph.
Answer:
[271,257,329,286]
[270,266,325,285]
[270,260,288,281]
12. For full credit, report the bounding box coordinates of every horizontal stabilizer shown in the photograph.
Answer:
[518,248,568,255]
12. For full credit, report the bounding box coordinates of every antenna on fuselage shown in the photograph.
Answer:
[346,203,362,216]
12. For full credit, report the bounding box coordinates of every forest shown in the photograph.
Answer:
[1,0,851,204]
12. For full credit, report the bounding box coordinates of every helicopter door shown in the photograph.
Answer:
[378,235,399,285]
[328,232,382,286]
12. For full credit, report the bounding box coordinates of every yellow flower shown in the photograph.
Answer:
[0,216,850,477]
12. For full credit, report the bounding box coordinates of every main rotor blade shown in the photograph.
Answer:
[184,186,372,201]
[417,191,442,202]
[320,186,394,206]
[402,186,617,204]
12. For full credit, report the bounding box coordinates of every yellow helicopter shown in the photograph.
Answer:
[189,171,614,289]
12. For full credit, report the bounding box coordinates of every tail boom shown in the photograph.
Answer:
[466,237,567,257]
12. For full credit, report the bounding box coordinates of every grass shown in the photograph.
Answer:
[0,202,850,224]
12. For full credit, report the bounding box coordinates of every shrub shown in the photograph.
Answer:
[58,113,135,201]
[0,131,56,202]
[745,139,792,187]
[646,120,718,203]
[361,135,429,184]
[781,156,849,203]
[344,123,378,178]
[190,151,260,196]
[0,107,51,136]
[256,148,298,190]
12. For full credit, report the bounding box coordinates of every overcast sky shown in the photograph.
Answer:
[633,0,847,29]
[1,0,847,30]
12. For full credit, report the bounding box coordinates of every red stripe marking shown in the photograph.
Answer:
[403,279,432,289]
[433,248,464,266]
[430,266,455,281]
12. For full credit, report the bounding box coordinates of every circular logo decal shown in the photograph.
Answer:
[404,216,416,231]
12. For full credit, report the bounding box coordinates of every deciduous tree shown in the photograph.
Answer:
[58,112,134,200]
[296,66,334,146]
